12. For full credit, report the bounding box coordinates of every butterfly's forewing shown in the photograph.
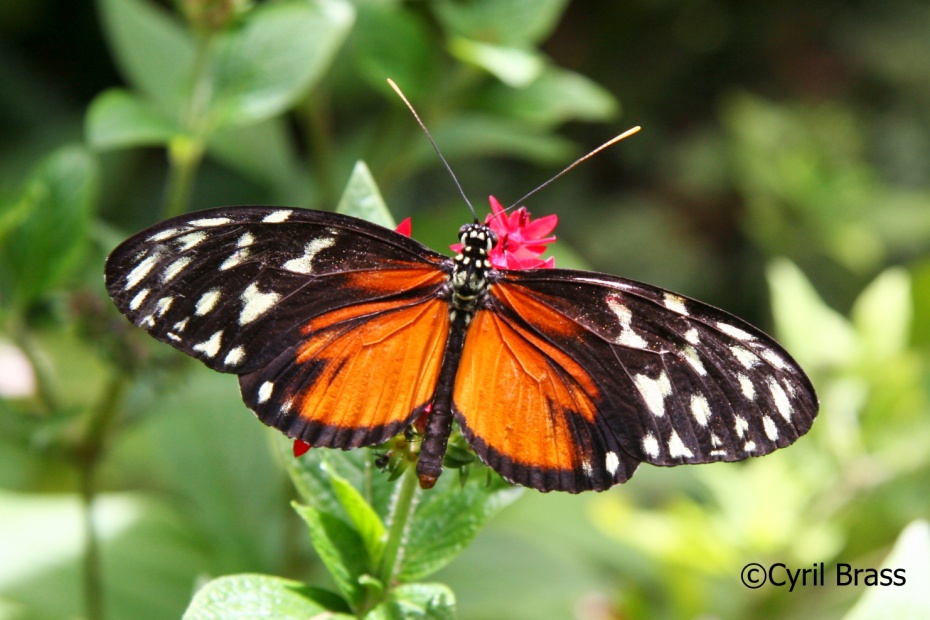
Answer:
[453,268,818,493]
[105,207,452,447]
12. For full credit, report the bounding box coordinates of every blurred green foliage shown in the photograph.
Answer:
[1,0,929,618]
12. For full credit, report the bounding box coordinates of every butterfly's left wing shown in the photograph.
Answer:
[105,206,453,448]
[453,268,818,493]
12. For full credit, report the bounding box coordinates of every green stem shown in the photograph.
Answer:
[80,460,104,620]
[163,139,204,219]
[377,464,420,587]
[77,373,130,620]
[163,33,213,218]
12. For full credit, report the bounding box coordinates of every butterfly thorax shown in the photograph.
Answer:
[449,223,497,320]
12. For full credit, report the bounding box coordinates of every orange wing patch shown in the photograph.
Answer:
[292,297,449,432]
[453,305,603,483]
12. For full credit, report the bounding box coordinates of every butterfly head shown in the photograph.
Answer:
[457,223,498,256]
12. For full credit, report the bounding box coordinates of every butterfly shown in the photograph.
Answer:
[104,196,818,493]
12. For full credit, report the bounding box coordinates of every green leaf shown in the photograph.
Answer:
[0,145,98,305]
[337,161,394,228]
[97,0,195,115]
[182,574,341,619]
[208,117,316,204]
[365,583,456,620]
[205,0,355,131]
[293,502,373,609]
[86,88,183,149]
[766,258,858,368]
[851,267,911,360]
[281,436,395,520]
[448,37,543,87]
[416,114,575,167]
[351,4,438,100]
[399,476,523,582]
[433,0,569,46]
[843,520,930,620]
[325,463,387,567]
[480,67,619,126]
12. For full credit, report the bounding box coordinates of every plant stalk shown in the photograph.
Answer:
[377,464,420,588]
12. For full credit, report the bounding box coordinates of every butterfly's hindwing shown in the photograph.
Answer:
[451,268,817,492]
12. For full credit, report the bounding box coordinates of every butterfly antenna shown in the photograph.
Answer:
[387,79,478,221]
[506,126,642,212]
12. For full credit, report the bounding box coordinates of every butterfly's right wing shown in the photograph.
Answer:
[105,206,453,447]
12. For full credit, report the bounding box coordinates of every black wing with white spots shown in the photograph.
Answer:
[105,206,450,376]
[473,267,817,481]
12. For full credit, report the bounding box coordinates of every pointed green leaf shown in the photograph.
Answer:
[351,4,438,100]
[86,88,183,150]
[336,161,394,227]
[851,267,911,360]
[448,37,543,87]
[767,258,858,368]
[481,67,618,126]
[97,0,195,114]
[399,475,523,582]
[364,583,455,620]
[433,0,569,46]
[0,146,98,305]
[293,502,372,608]
[325,463,387,566]
[182,574,345,619]
[205,0,355,131]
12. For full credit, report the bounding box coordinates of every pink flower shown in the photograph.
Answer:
[452,197,557,270]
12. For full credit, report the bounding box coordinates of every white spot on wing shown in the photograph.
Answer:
[166,332,181,342]
[281,237,336,274]
[605,451,621,475]
[176,231,207,251]
[739,374,755,400]
[717,322,753,341]
[634,372,672,417]
[188,217,231,227]
[129,288,149,311]
[173,318,189,332]
[642,433,660,458]
[731,345,758,368]
[262,210,292,223]
[195,288,222,316]
[224,345,245,367]
[761,348,789,369]
[147,227,183,242]
[581,459,593,477]
[685,328,700,344]
[744,440,757,452]
[220,248,250,270]
[606,296,649,349]
[668,431,694,458]
[769,379,792,422]
[682,345,707,375]
[734,415,749,438]
[193,330,223,358]
[155,296,174,317]
[258,381,274,403]
[124,253,160,290]
[240,283,280,325]
[663,292,689,315]
[690,394,711,426]
[237,232,255,247]
[163,256,192,282]
[763,415,779,441]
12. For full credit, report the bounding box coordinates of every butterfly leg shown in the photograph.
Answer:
[416,312,469,489]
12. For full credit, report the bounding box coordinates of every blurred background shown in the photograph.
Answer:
[1,0,929,618]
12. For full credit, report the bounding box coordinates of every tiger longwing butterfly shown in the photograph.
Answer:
[105,191,817,493]
[105,83,816,493]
